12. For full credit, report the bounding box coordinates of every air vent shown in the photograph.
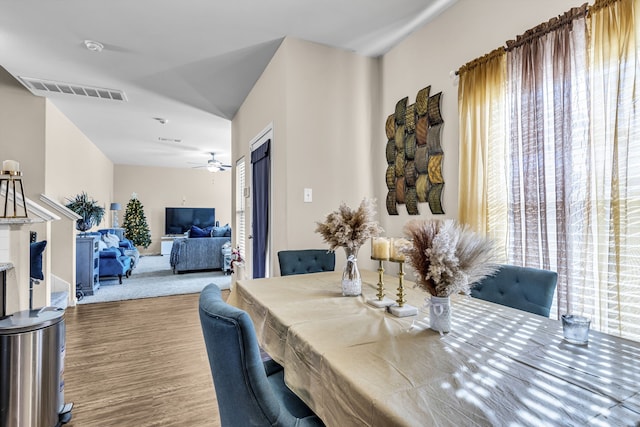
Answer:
[17,76,127,102]
[158,137,182,143]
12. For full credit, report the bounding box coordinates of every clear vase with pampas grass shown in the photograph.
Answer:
[402,219,498,333]
[316,198,383,296]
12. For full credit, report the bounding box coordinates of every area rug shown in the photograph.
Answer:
[77,255,231,304]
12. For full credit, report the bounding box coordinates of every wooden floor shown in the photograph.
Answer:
[63,290,229,427]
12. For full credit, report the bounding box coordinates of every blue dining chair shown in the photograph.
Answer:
[277,250,335,276]
[198,284,324,427]
[471,264,558,317]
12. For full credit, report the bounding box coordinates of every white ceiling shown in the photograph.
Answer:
[0,0,455,170]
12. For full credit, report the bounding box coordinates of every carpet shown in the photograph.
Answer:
[77,255,231,304]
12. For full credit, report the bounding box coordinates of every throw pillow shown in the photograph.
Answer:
[211,226,226,237]
[102,233,120,248]
[189,225,210,238]
[223,224,232,237]
[98,240,108,251]
[30,240,47,280]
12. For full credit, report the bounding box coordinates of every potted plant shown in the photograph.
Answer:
[65,192,105,232]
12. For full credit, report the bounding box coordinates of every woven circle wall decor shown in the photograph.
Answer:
[405,104,416,133]
[384,88,444,216]
[405,160,417,186]
[415,145,428,173]
[416,86,431,116]
[406,187,419,215]
[386,165,396,190]
[395,97,408,125]
[427,123,443,154]
[395,177,406,204]
[427,92,444,126]
[395,125,405,151]
[386,191,398,215]
[405,133,416,160]
[428,154,444,184]
[416,116,428,145]
[386,140,396,164]
[428,183,445,214]
[416,174,429,202]
[395,152,405,177]
[385,114,396,139]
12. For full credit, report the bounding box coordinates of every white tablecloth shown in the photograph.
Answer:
[228,270,640,426]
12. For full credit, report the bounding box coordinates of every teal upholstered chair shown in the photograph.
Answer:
[471,265,558,317]
[277,250,335,276]
[198,284,323,427]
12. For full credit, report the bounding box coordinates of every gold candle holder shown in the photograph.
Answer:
[375,259,385,300]
[368,237,395,307]
[395,260,406,307]
[367,255,395,307]
[387,238,418,317]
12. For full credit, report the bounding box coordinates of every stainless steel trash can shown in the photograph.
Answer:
[0,307,65,427]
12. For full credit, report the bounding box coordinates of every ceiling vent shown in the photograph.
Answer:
[17,76,127,101]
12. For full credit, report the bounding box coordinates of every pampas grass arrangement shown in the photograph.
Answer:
[402,219,498,297]
[315,198,383,251]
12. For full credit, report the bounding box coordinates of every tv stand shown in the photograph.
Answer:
[161,235,181,256]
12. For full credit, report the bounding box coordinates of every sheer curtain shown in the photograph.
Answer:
[459,0,640,340]
[503,5,590,316]
[585,0,640,338]
[457,48,507,253]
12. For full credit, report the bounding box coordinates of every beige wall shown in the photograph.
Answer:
[232,38,378,276]
[44,100,115,294]
[0,67,47,201]
[0,66,47,310]
[114,165,232,255]
[232,0,583,276]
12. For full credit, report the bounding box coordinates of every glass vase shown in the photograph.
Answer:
[429,295,451,334]
[341,247,362,296]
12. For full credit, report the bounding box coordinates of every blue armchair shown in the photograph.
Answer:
[198,284,323,427]
[98,229,139,269]
[98,247,132,284]
[471,264,558,317]
[277,250,335,276]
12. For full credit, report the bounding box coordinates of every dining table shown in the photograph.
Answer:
[227,269,640,426]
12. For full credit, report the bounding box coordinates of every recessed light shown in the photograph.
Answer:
[84,40,104,53]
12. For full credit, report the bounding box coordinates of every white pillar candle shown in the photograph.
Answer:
[390,238,410,261]
[371,237,390,260]
[2,160,19,173]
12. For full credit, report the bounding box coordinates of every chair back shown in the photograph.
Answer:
[471,265,558,317]
[198,284,321,427]
[277,250,335,276]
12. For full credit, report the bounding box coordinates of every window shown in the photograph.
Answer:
[235,157,246,260]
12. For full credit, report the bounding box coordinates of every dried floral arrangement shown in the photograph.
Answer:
[402,219,498,297]
[315,198,383,251]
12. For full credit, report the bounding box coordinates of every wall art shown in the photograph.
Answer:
[385,86,444,215]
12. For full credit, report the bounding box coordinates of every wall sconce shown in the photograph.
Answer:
[1,160,28,218]
[110,202,122,228]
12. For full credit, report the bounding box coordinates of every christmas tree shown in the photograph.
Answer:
[123,193,152,248]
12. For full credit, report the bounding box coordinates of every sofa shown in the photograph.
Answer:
[170,236,231,273]
[170,224,232,273]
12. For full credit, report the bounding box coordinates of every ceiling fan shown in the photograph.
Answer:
[191,152,231,172]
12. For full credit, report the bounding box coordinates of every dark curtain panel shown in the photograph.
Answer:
[251,139,270,279]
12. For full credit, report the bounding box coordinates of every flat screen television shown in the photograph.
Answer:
[165,207,216,235]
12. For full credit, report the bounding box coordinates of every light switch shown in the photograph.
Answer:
[304,188,312,203]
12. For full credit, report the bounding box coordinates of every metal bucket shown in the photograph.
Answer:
[0,307,65,427]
